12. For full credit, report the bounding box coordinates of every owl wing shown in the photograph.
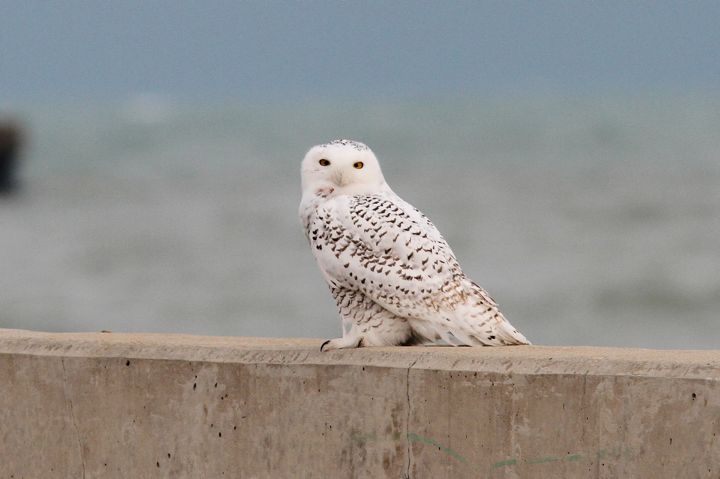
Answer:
[310,193,490,312]
[309,192,528,346]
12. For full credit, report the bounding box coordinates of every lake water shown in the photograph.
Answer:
[1,94,719,349]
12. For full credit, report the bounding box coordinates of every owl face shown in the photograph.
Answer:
[301,140,389,197]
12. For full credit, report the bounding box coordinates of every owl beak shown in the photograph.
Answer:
[330,170,348,187]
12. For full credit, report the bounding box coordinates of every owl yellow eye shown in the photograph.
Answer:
[353,162,364,169]
[319,159,330,166]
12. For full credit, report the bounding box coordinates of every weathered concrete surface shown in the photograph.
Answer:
[1,328,720,478]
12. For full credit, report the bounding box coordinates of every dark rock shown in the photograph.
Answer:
[0,121,24,195]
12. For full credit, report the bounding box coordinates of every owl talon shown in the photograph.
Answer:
[319,336,363,351]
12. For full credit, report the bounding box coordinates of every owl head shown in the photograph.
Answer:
[301,140,391,197]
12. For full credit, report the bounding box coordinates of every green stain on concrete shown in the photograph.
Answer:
[494,447,632,468]
[407,433,466,463]
[346,431,466,464]
[349,432,377,447]
[527,456,561,464]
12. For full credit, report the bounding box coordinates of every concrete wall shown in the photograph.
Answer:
[2,328,720,478]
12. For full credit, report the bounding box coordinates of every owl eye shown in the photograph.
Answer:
[319,159,330,166]
[353,162,364,169]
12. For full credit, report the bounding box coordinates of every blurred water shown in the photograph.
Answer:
[1,95,719,349]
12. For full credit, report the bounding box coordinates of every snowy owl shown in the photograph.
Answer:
[300,139,530,351]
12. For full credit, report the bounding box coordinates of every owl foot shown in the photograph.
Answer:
[320,336,364,352]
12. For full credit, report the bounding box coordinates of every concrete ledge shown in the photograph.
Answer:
[2,328,720,478]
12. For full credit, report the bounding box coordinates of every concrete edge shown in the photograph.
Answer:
[1,328,719,379]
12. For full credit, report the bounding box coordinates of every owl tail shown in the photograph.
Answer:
[448,302,531,346]
[491,316,531,345]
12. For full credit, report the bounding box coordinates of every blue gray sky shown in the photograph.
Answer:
[1,1,719,104]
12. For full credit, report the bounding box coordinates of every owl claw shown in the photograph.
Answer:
[319,336,363,351]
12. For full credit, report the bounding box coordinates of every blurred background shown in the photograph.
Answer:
[1,1,719,349]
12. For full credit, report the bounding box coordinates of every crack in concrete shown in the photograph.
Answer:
[61,357,86,479]
[580,373,588,441]
[405,356,420,479]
